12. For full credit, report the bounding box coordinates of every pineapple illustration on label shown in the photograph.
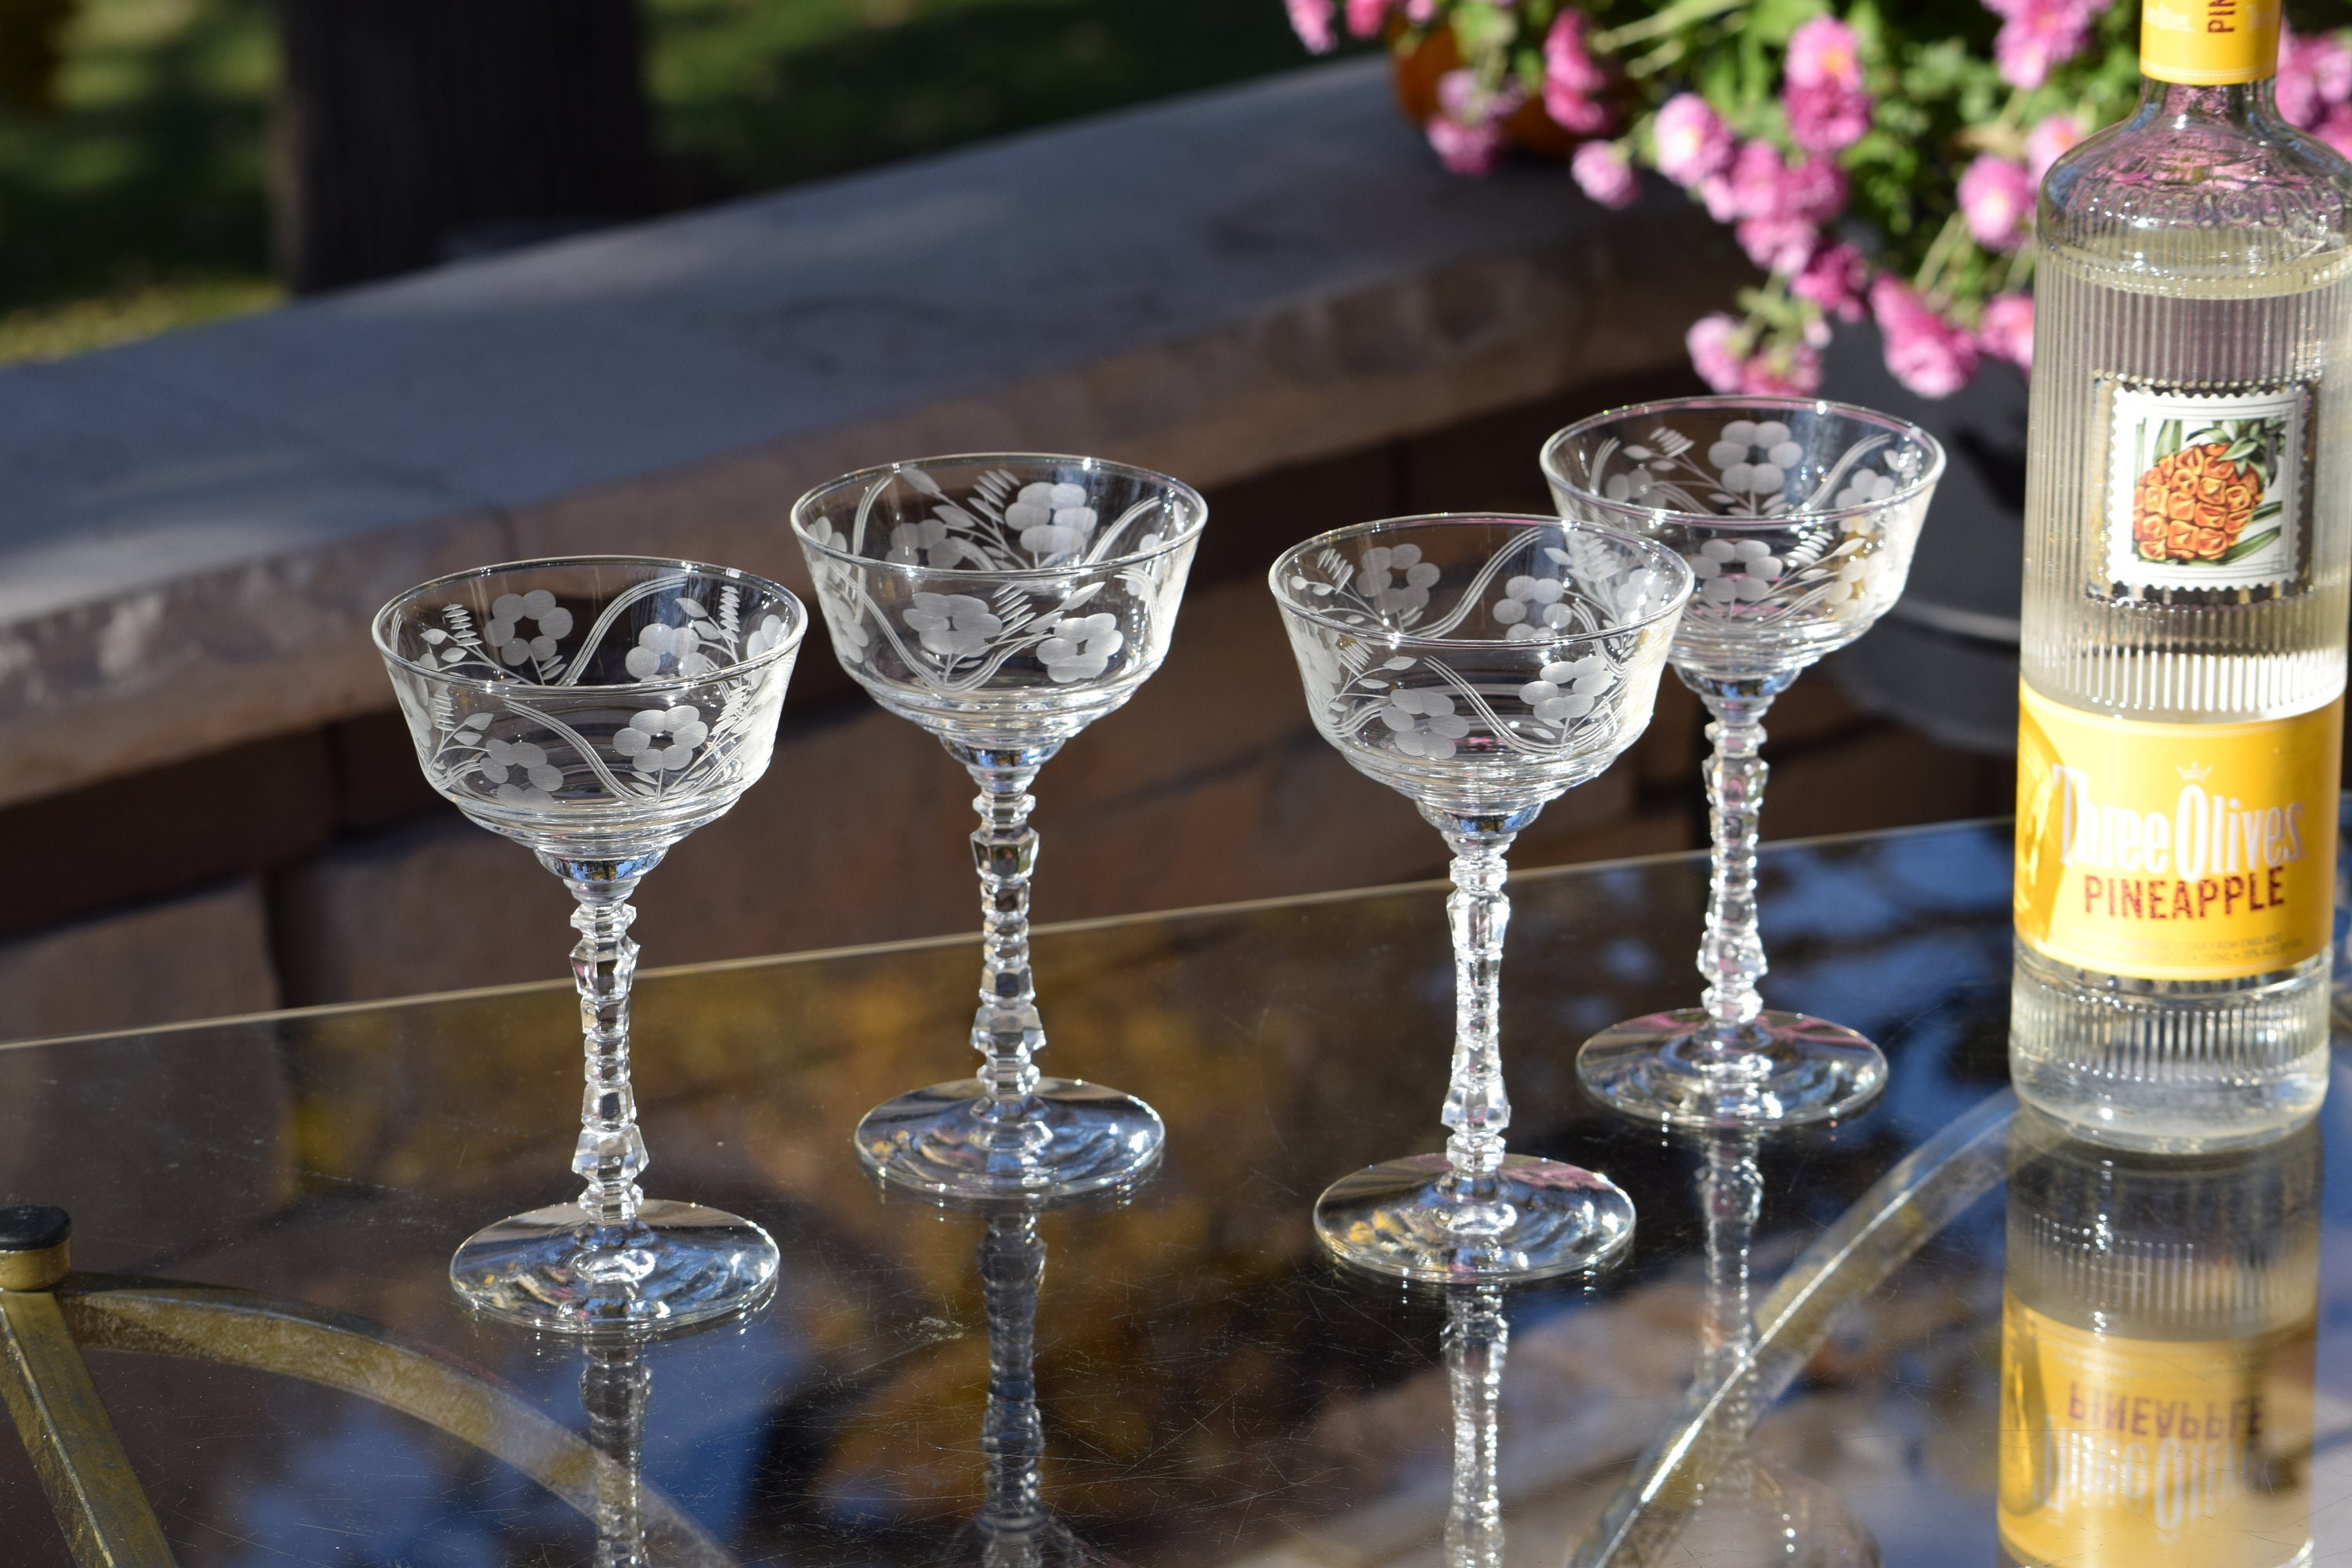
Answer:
[2103,382,2308,595]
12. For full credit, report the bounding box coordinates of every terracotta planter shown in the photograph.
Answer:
[1386,26,1577,158]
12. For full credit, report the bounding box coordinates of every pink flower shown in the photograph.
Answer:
[1572,140,1641,208]
[1782,16,1873,153]
[1793,241,1869,321]
[1405,0,1436,20]
[1687,314,1747,393]
[1740,339,1824,396]
[1872,277,1980,398]
[2320,103,2352,160]
[1720,143,1847,270]
[2278,25,2352,129]
[1738,220,1820,275]
[1427,71,1519,176]
[1979,294,2034,369]
[2024,113,2082,185]
[1428,117,1508,175]
[1724,141,1847,223]
[1287,0,1336,53]
[1982,0,2108,91]
[1786,16,1865,89]
[1543,10,1614,135]
[1653,93,1736,187]
[1785,80,1874,154]
[1345,0,1393,37]
[1958,154,2035,250]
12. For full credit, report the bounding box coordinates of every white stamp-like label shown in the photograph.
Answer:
[2104,383,2307,593]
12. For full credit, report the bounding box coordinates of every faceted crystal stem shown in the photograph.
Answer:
[543,851,666,1231]
[1695,688,1777,1036]
[1432,819,1527,1189]
[1443,1286,1509,1568]
[583,1342,650,1568]
[978,1208,1049,1544]
[1698,1131,1763,1457]
[964,756,1050,1109]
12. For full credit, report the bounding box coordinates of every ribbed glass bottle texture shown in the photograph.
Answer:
[2013,49,2352,1150]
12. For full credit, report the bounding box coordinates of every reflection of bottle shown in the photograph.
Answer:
[1998,1109,2319,1566]
[2013,0,2350,1149]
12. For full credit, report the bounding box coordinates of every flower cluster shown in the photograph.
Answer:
[1283,0,2352,400]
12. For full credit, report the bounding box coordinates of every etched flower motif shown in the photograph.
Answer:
[1518,654,1611,724]
[1820,544,1896,619]
[1707,420,1804,498]
[1379,688,1472,759]
[1007,481,1098,560]
[486,590,575,669]
[744,612,795,659]
[1832,470,1900,509]
[615,705,710,773]
[1602,463,1660,503]
[888,518,953,565]
[1687,537,1786,607]
[624,622,719,681]
[1037,612,1123,683]
[1492,573,1577,640]
[481,736,561,803]
[1357,544,1440,614]
[905,593,1004,659]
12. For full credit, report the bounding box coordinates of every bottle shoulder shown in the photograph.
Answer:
[2043,107,2352,287]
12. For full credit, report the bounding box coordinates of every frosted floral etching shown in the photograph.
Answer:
[800,465,1187,702]
[1552,416,1926,630]
[390,574,797,815]
[1278,526,1679,765]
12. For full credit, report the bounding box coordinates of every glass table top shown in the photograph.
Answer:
[0,814,2341,1566]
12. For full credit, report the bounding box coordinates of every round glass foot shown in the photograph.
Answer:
[853,1077,1164,1200]
[449,1198,779,1335]
[1312,1152,1635,1283]
[1578,1009,1886,1130]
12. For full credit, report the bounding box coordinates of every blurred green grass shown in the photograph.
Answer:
[0,0,1316,364]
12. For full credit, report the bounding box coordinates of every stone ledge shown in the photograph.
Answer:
[0,56,1741,810]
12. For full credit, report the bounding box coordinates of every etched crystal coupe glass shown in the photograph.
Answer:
[375,557,805,1333]
[1270,515,1690,1280]
[792,455,1206,1200]
[1543,397,1944,1129]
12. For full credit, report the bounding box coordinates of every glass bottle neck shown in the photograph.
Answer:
[2135,74,2278,126]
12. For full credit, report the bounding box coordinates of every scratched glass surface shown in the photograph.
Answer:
[0,816,2350,1566]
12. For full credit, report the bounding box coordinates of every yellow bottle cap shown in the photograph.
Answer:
[2142,0,2282,85]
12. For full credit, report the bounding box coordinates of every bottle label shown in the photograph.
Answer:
[1998,1296,2314,1566]
[2014,683,2342,980]
[2102,380,2309,597]
[2142,0,2282,85]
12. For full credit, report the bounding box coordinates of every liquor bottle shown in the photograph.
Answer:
[1997,1108,2318,1567]
[2014,0,2352,1149]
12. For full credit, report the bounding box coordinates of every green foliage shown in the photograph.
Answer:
[0,0,1319,362]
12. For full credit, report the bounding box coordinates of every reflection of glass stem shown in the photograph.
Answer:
[545,851,670,1243]
[583,1341,651,1568]
[1444,1287,1509,1568]
[1699,1131,1764,1475]
[960,750,1054,1130]
[1691,678,1792,1044]
[1432,810,1539,1214]
[978,1208,1051,1561]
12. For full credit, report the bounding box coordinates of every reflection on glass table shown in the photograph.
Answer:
[5,814,2352,1566]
